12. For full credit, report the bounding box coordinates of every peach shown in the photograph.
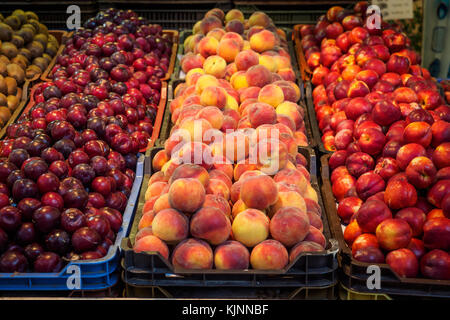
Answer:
[251,138,289,175]
[202,194,231,220]
[232,199,249,219]
[199,15,223,35]
[143,197,158,215]
[206,178,230,200]
[259,55,277,73]
[235,50,260,71]
[248,11,272,28]
[195,74,219,93]
[225,9,245,23]
[190,207,231,245]
[195,106,224,130]
[221,32,244,49]
[240,175,279,210]
[226,19,244,34]
[250,239,288,270]
[240,86,261,102]
[168,178,205,213]
[245,65,272,88]
[209,169,232,189]
[205,8,224,20]
[231,208,269,247]
[169,163,210,188]
[214,240,250,270]
[172,238,213,270]
[273,81,299,103]
[153,193,171,214]
[269,191,307,218]
[145,181,169,200]
[248,102,277,128]
[257,84,284,108]
[152,208,189,243]
[277,68,296,82]
[270,206,310,247]
[212,158,234,180]
[133,235,169,259]
[220,131,250,162]
[230,71,249,90]
[276,102,303,129]
[250,30,276,52]
[273,168,308,195]
[200,86,227,109]
[233,161,259,182]
[225,62,238,80]
[376,218,413,251]
[304,226,326,248]
[181,53,205,73]
[207,28,226,41]
[203,55,227,78]
[138,210,156,230]
[185,34,204,53]
[136,227,154,242]
[289,241,324,263]
[307,211,324,232]
[224,93,239,111]
[196,36,220,58]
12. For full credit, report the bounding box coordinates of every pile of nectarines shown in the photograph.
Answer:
[133,9,327,271]
[304,2,450,280]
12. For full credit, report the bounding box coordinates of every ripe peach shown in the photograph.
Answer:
[344,219,363,246]
[202,194,231,220]
[145,181,169,200]
[250,239,288,270]
[245,65,272,88]
[133,235,169,259]
[276,102,303,129]
[250,30,276,53]
[304,226,326,248]
[273,168,308,195]
[190,207,231,245]
[207,28,226,41]
[217,39,241,63]
[214,240,250,270]
[195,74,219,93]
[152,208,189,243]
[231,199,249,219]
[231,208,269,247]
[248,102,277,128]
[172,238,213,270]
[206,178,230,201]
[225,19,244,35]
[225,9,245,23]
[152,150,172,172]
[289,241,324,263]
[230,71,249,90]
[199,16,223,36]
[138,210,156,230]
[251,138,289,175]
[203,55,227,78]
[169,163,210,188]
[270,206,310,247]
[195,106,224,130]
[196,36,220,58]
[181,53,206,74]
[352,233,379,256]
[269,191,307,218]
[200,86,227,110]
[221,32,244,49]
[153,193,171,214]
[257,84,284,108]
[248,11,272,28]
[168,178,205,213]
[240,175,278,210]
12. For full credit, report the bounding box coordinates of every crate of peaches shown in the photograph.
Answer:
[120,8,338,288]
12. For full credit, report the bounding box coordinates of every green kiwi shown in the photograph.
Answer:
[17,27,34,43]
[4,16,21,30]
[0,23,13,41]
[0,42,18,59]
[26,40,44,58]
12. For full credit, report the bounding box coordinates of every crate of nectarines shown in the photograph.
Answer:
[320,154,450,298]
[120,145,339,289]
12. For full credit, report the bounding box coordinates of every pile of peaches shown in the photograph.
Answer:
[0,9,171,273]
[133,9,327,271]
[302,1,450,280]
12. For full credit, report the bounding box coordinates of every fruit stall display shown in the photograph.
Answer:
[0,8,174,291]
[0,10,63,131]
[118,8,340,298]
[292,1,450,295]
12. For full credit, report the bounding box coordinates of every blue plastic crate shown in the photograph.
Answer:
[0,155,144,291]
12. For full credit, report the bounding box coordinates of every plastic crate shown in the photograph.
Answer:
[0,1,98,30]
[319,153,450,299]
[120,145,338,291]
[123,271,338,299]
[97,2,232,30]
[0,155,144,291]
[339,283,391,300]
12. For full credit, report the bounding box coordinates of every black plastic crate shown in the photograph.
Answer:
[120,145,338,292]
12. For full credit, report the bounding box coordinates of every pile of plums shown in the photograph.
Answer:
[0,9,172,273]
